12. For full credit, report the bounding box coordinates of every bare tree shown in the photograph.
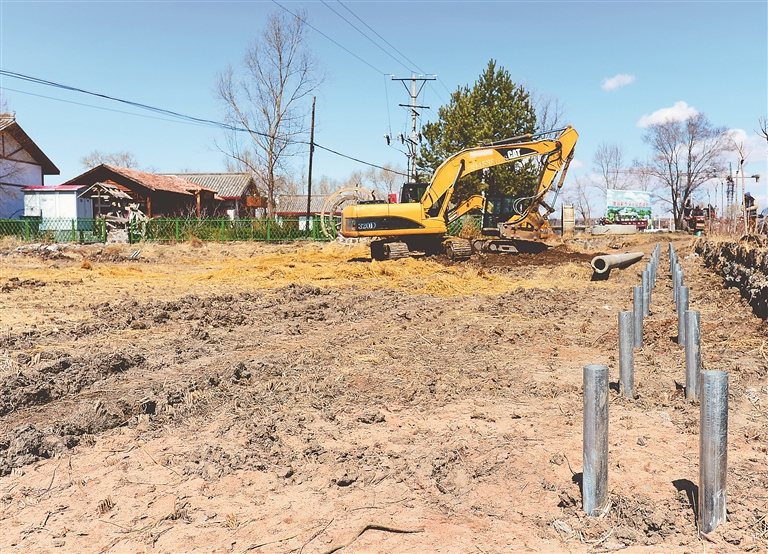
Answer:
[592,142,632,194]
[533,93,566,132]
[640,113,733,228]
[81,150,139,169]
[757,117,768,142]
[562,175,595,224]
[216,10,323,218]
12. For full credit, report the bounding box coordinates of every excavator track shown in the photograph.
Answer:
[384,242,410,260]
[443,238,472,260]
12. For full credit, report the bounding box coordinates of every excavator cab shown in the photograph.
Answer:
[482,194,521,230]
[399,182,427,204]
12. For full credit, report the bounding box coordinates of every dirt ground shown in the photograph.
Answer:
[0,235,766,554]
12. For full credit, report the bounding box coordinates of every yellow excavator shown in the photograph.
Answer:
[340,126,578,260]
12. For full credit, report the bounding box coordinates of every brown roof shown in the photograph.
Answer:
[0,113,60,175]
[102,165,215,195]
[63,164,216,196]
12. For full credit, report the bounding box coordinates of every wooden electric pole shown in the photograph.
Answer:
[306,96,316,234]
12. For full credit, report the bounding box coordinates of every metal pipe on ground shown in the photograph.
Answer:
[590,252,644,280]
[619,311,634,399]
[700,370,728,534]
[685,310,701,401]
[583,364,609,516]
[633,286,643,348]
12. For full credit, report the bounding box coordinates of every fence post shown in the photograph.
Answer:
[685,310,701,400]
[24,220,30,241]
[677,286,689,345]
[267,218,271,243]
[699,370,728,534]
[220,218,225,242]
[633,286,643,348]
[71,219,76,243]
[642,270,650,316]
[583,364,609,516]
[619,311,634,399]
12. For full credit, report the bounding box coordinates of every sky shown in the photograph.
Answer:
[1,0,766,217]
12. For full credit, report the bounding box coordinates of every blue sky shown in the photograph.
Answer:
[1,0,766,216]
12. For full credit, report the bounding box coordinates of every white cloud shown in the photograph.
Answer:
[636,101,699,127]
[601,73,636,91]
[569,158,584,170]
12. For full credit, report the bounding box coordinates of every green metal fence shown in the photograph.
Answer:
[0,218,107,243]
[1,214,479,245]
[136,216,327,243]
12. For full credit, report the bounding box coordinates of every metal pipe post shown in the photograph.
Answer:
[678,286,689,345]
[647,264,653,303]
[633,286,643,348]
[699,370,728,534]
[583,364,609,516]
[642,270,649,316]
[672,262,678,301]
[618,312,634,399]
[685,310,701,400]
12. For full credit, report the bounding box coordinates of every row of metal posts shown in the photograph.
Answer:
[583,242,728,534]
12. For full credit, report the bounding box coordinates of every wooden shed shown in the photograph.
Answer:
[62,165,216,218]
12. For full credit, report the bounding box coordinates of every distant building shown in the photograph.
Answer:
[169,172,262,217]
[22,184,90,220]
[63,164,216,217]
[275,194,330,230]
[0,114,60,218]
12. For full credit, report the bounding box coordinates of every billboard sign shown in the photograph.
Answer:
[606,190,652,224]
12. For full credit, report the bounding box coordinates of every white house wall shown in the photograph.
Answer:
[1,130,47,218]
[0,185,24,218]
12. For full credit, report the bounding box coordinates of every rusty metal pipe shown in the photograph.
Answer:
[590,252,645,278]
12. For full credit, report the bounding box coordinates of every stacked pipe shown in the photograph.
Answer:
[583,242,728,535]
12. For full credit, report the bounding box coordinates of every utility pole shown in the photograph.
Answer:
[306,96,316,234]
[389,74,435,183]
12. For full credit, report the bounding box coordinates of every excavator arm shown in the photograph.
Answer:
[446,195,491,224]
[420,126,578,218]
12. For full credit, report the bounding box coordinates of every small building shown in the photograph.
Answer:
[0,113,60,218]
[62,165,216,218]
[170,173,262,217]
[22,184,90,220]
[275,194,329,231]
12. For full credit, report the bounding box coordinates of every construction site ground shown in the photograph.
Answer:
[0,234,766,553]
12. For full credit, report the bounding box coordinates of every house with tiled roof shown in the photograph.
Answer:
[170,172,263,217]
[0,113,60,218]
[275,194,329,216]
[62,165,216,217]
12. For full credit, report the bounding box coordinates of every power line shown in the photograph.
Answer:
[335,0,422,73]
[0,86,209,127]
[315,0,448,107]
[0,69,406,176]
[270,0,385,74]
[320,0,412,73]
[313,143,407,176]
